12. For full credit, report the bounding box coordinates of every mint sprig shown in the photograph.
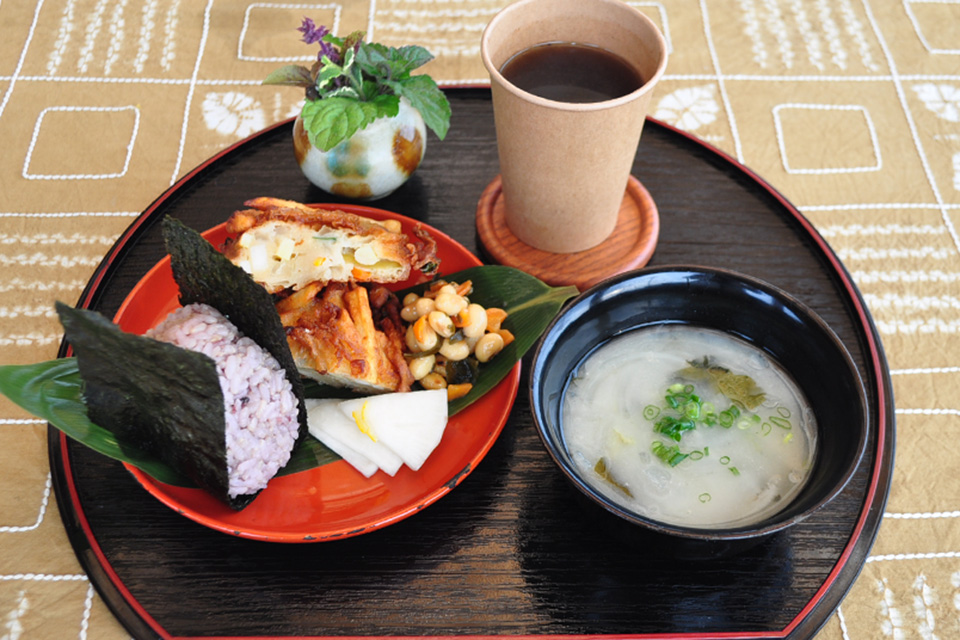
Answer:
[264,24,451,151]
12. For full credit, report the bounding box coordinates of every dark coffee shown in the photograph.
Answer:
[500,41,644,103]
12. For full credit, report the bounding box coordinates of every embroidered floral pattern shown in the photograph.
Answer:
[201,92,266,139]
[914,83,960,123]
[653,86,720,131]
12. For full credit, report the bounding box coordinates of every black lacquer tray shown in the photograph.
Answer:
[49,89,894,640]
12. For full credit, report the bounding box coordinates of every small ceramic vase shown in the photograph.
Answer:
[293,97,427,200]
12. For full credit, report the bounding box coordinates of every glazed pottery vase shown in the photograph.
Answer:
[293,97,427,200]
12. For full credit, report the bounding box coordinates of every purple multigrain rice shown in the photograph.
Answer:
[147,303,300,498]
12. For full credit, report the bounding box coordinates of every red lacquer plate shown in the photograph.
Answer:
[112,204,520,543]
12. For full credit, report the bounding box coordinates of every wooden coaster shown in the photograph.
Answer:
[475,175,660,291]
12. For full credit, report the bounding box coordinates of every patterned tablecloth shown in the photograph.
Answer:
[1,1,959,638]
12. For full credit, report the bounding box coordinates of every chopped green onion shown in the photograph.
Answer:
[689,450,704,460]
[770,416,792,430]
[729,466,741,476]
[701,404,716,424]
[642,405,660,421]
[720,456,731,465]
[313,235,337,241]
[783,432,794,444]
[761,422,772,436]
[654,415,696,441]
[651,441,689,467]
[699,493,712,503]
[777,406,791,418]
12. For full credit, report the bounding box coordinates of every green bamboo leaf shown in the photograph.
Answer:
[280,437,341,475]
[398,266,578,415]
[0,358,193,486]
[0,357,339,484]
[0,267,575,489]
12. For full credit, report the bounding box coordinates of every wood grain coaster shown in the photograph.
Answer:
[475,174,660,291]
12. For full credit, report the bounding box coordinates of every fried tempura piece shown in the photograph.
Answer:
[222,197,438,293]
[276,281,414,393]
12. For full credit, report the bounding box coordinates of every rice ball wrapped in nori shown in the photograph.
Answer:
[53,217,312,511]
[56,300,304,510]
[146,303,300,501]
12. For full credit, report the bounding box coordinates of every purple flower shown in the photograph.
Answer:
[298,18,341,64]
[298,17,328,44]
[317,40,340,65]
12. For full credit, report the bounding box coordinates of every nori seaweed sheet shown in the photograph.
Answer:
[56,303,239,506]
[162,217,309,445]
[55,218,313,511]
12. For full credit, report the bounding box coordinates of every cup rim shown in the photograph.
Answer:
[480,0,669,112]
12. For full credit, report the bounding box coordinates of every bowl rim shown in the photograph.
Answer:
[528,264,870,541]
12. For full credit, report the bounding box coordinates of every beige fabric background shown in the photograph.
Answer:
[1,0,959,638]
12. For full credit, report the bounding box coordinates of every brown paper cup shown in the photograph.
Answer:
[481,0,668,253]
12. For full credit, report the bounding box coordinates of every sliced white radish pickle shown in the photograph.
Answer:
[305,413,378,478]
[306,398,403,476]
[338,389,449,472]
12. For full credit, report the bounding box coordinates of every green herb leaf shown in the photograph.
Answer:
[341,31,366,53]
[301,96,386,151]
[397,265,578,415]
[369,92,401,118]
[314,61,345,92]
[354,42,397,78]
[322,85,363,101]
[393,74,451,140]
[323,33,346,49]
[270,24,451,149]
[355,43,434,81]
[262,64,315,87]
[395,45,435,73]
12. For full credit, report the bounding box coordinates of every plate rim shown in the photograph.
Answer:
[104,205,521,543]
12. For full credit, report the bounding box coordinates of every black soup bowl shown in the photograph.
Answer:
[529,266,868,546]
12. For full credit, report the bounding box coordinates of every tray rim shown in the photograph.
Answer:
[47,92,895,640]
